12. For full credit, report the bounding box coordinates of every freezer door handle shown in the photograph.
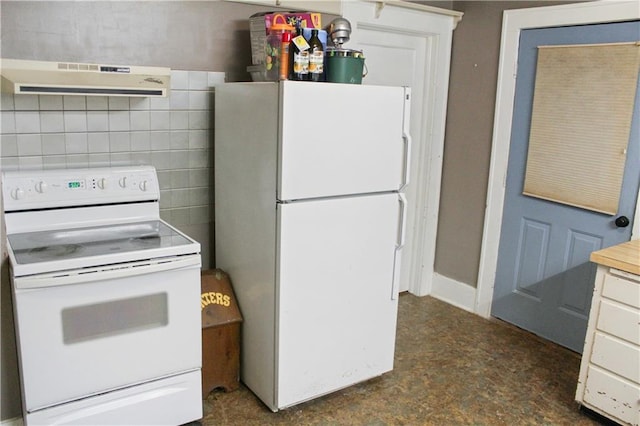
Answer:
[391,193,408,300]
[401,132,412,190]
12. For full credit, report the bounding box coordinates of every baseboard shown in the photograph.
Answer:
[0,417,23,426]
[430,272,476,313]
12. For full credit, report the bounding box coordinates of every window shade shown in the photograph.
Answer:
[523,42,640,215]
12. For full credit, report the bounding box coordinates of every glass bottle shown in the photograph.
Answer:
[289,27,310,81]
[308,29,324,82]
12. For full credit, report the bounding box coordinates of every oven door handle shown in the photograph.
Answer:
[14,255,202,290]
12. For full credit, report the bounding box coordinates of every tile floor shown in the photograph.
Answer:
[202,293,610,425]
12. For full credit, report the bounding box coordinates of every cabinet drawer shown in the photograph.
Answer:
[597,300,640,345]
[591,332,640,384]
[583,365,640,426]
[603,272,640,309]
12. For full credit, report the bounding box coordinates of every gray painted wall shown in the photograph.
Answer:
[1,1,267,79]
[0,0,581,421]
[434,0,581,285]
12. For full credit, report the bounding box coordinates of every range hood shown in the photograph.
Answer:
[0,59,170,97]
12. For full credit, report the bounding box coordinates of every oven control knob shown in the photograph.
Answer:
[11,187,25,200]
[139,180,148,191]
[119,177,127,188]
[97,178,108,190]
[35,181,48,193]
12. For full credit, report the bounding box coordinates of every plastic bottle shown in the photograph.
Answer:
[308,29,324,82]
[265,23,293,81]
[289,27,310,81]
[280,32,292,80]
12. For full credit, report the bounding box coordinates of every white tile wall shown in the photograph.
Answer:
[43,134,66,155]
[64,111,88,132]
[17,134,42,156]
[63,96,86,110]
[65,133,88,153]
[40,111,65,133]
[130,111,150,131]
[40,96,63,110]
[87,111,109,131]
[15,112,41,133]
[0,69,225,227]
[14,95,39,110]
[87,96,108,110]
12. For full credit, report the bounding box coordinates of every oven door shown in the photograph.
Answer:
[12,255,201,412]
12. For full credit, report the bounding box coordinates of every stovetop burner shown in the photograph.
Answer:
[29,244,84,259]
[127,236,162,248]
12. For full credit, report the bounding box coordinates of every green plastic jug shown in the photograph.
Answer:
[326,50,366,84]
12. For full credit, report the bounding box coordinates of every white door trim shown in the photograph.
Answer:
[342,1,459,297]
[475,0,640,318]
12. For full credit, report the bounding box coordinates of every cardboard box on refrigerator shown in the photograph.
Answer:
[249,11,322,65]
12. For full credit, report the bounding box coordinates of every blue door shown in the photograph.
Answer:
[491,21,640,353]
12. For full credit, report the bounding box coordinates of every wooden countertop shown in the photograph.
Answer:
[590,239,640,275]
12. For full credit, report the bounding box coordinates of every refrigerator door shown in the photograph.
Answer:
[276,192,402,409]
[279,81,409,201]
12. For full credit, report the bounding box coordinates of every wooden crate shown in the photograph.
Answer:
[201,269,242,398]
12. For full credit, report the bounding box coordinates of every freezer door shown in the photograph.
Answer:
[279,81,409,200]
[276,193,402,409]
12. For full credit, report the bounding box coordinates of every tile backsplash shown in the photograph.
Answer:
[0,70,224,227]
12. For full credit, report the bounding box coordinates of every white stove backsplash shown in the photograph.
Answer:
[0,70,224,228]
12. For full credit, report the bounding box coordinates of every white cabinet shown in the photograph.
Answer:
[227,0,341,15]
[576,240,640,426]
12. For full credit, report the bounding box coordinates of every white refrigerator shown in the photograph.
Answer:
[214,81,411,411]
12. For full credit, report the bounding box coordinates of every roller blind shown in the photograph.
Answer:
[523,42,640,215]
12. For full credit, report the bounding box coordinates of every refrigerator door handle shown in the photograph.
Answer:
[391,193,408,300]
[396,193,408,249]
[401,132,412,190]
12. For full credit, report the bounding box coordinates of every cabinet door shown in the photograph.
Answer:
[225,0,341,15]
[276,193,401,408]
[280,0,341,14]
[583,366,640,425]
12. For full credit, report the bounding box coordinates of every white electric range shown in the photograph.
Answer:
[2,166,202,426]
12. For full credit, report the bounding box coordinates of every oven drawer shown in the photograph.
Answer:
[26,370,202,426]
[13,256,202,411]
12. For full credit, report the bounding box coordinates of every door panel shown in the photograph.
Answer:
[279,81,405,201]
[492,21,640,352]
[515,218,550,299]
[276,193,400,408]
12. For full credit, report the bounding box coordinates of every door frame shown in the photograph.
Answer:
[475,0,640,318]
[342,1,463,296]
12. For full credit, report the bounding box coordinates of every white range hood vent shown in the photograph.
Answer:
[0,59,170,97]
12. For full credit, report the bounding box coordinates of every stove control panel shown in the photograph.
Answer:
[2,166,160,211]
